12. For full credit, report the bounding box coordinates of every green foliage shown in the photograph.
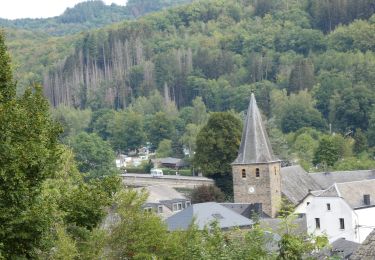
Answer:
[195,112,242,176]
[0,31,15,102]
[106,189,170,259]
[313,136,341,168]
[110,110,145,152]
[332,86,375,132]
[52,106,92,141]
[146,111,175,148]
[49,225,79,260]
[0,33,62,257]
[156,139,173,158]
[194,112,242,196]
[353,128,368,153]
[191,185,226,204]
[69,132,117,179]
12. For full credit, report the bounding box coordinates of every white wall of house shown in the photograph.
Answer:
[294,194,314,214]
[355,207,375,243]
[306,197,357,243]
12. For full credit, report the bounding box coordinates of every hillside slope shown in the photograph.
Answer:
[2,0,191,92]
[44,0,374,117]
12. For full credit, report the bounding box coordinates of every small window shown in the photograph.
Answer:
[158,206,163,213]
[327,203,331,211]
[212,213,224,220]
[339,218,345,230]
[255,168,260,177]
[186,201,191,207]
[307,202,310,206]
[274,167,277,175]
[315,218,320,229]
[178,203,182,210]
[144,207,152,213]
[173,204,178,211]
[242,169,246,178]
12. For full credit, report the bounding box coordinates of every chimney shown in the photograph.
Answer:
[364,194,371,205]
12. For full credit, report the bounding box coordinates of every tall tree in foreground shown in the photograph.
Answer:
[194,112,242,197]
[0,31,61,258]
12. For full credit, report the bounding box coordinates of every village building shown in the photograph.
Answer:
[137,185,191,219]
[165,202,253,231]
[305,179,375,243]
[231,94,375,244]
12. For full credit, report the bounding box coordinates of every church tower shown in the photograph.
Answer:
[232,93,281,218]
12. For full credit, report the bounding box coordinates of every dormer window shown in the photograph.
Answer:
[255,168,260,177]
[242,169,246,178]
[364,194,371,205]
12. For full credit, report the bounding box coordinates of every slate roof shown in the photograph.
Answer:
[165,202,253,231]
[310,169,375,189]
[160,157,185,166]
[350,230,375,260]
[317,179,375,209]
[233,93,279,165]
[318,238,359,259]
[220,203,262,218]
[137,184,186,203]
[280,165,322,205]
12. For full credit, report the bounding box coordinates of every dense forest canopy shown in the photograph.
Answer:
[2,0,375,173]
[2,0,192,94]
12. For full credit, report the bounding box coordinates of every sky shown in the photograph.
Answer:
[1,0,127,20]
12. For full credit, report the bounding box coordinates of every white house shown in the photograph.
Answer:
[305,179,375,243]
[136,185,191,219]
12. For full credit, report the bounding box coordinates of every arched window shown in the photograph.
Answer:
[242,169,246,178]
[255,168,260,177]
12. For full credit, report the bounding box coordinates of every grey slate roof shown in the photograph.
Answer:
[310,169,375,189]
[233,93,279,165]
[220,203,262,218]
[160,157,185,166]
[165,202,253,231]
[317,179,375,209]
[318,238,359,259]
[350,230,375,260]
[280,165,322,205]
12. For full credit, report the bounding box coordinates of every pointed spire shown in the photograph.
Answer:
[233,93,278,164]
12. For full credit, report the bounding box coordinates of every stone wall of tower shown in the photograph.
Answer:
[232,162,281,218]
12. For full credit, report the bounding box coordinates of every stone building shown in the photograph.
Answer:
[232,93,281,218]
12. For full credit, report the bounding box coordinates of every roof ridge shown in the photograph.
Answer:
[336,179,375,185]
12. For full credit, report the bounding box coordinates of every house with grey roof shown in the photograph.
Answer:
[137,185,191,219]
[165,202,253,231]
[305,179,375,243]
[310,169,375,189]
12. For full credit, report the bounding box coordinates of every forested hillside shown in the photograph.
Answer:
[43,0,375,174]
[0,0,192,36]
[2,0,191,93]
[3,0,375,175]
